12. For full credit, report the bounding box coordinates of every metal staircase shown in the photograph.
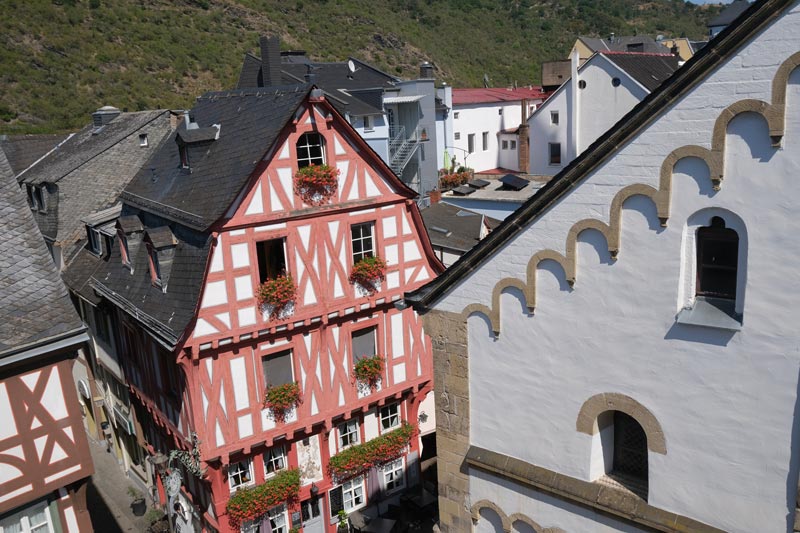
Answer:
[389,126,422,176]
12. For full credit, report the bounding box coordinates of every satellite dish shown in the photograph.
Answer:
[348,59,357,73]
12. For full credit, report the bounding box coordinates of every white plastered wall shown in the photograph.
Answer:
[435,5,800,532]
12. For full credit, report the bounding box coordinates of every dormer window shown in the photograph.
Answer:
[86,226,102,255]
[139,133,148,147]
[25,185,35,208]
[30,185,46,213]
[119,232,130,267]
[296,132,325,168]
[179,145,190,169]
[148,245,162,286]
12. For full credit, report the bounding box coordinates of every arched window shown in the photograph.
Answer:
[696,216,739,300]
[296,132,325,168]
[597,411,648,500]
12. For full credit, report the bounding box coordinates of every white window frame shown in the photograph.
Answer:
[482,131,489,151]
[342,476,365,512]
[350,222,375,263]
[87,225,102,255]
[0,501,54,533]
[467,134,475,154]
[363,115,373,132]
[296,132,325,168]
[338,418,360,450]
[139,133,148,147]
[550,111,559,125]
[264,444,287,477]
[382,457,405,494]
[267,505,287,533]
[501,140,508,150]
[380,403,400,431]
[228,458,255,492]
[510,140,517,150]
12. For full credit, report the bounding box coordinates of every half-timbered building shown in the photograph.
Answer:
[0,149,93,532]
[84,84,442,532]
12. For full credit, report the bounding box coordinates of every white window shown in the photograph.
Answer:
[510,140,517,150]
[228,458,254,491]
[0,501,54,533]
[87,226,102,255]
[363,116,373,131]
[502,140,508,150]
[264,445,287,477]
[296,132,325,168]
[351,326,377,363]
[380,403,400,431]
[453,111,459,119]
[267,505,287,533]
[550,111,559,125]
[139,133,148,147]
[482,131,489,151]
[454,132,461,140]
[351,222,374,263]
[467,134,475,153]
[382,458,405,493]
[342,477,365,511]
[338,418,360,449]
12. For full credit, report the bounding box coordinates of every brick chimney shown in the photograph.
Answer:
[260,36,282,87]
[518,99,530,173]
[429,189,442,204]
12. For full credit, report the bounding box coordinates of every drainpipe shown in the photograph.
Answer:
[571,48,580,160]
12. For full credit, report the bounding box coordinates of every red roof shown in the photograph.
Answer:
[598,51,675,57]
[453,86,547,105]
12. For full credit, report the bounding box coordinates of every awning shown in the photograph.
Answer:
[383,95,424,104]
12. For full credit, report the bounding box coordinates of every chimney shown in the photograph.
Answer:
[419,61,434,79]
[429,189,442,204]
[518,99,530,174]
[609,32,615,44]
[92,106,121,127]
[260,35,282,87]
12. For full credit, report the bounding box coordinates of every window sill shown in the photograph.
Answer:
[675,297,742,331]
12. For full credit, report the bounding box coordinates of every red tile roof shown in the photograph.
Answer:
[453,86,547,105]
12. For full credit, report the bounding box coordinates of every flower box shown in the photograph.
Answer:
[257,274,296,320]
[353,354,384,392]
[226,468,301,530]
[328,422,416,482]
[439,171,471,190]
[349,256,387,294]
[263,382,302,423]
[294,164,340,206]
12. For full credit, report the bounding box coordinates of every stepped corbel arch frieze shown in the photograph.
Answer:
[469,500,567,533]
[458,52,800,333]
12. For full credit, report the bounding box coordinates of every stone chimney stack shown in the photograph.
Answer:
[517,99,530,174]
[419,61,434,79]
[260,35,282,87]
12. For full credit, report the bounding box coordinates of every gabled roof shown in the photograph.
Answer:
[405,0,782,310]
[122,86,312,232]
[599,52,681,91]
[0,148,84,359]
[709,0,751,27]
[452,87,548,106]
[578,35,670,55]
[0,133,70,176]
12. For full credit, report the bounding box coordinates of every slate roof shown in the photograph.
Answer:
[600,52,681,91]
[0,133,70,176]
[452,87,548,106]
[709,0,751,27]
[122,86,311,232]
[15,110,172,263]
[579,35,671,55]
[421,202,500,253]
[405,0,780,310]
[0,148,84,357]
[237,53,397,117]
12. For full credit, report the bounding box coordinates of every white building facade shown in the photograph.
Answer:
[407,1,800,531]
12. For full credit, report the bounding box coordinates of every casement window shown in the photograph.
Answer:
[139,133,148,147]
[502,140,508,150]
[179,145,189,169]
[382,457,405,493]
[296,132,325,168]
[510,140,517,150]
[696,216,739,300]
[338,418,360,449]
[351,326,377,363]
[329,477,365,517]
[467,134,475,154]
[0,501,54,533]
[87,225,102,255]
[33,186,46,213]
[454,132,461,140]
[93,306,112,346]
[363,115,373,132]
[350,222,374,263]
[262,349,293,388]
[549,143,561,165]
[550,111,559,125]
[482,131,489,151]
[300,498,321,522]
[242,505,287,533]
[256,238,287,284]
[380,403,400,431]
[264,444,287,477]
[228,458,254,491]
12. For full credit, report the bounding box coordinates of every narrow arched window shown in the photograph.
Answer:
[696,216,739,300]
[597,411,648,500]
[296,132,325,168]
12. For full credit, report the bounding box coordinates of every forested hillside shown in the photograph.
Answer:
[0,0,721,133]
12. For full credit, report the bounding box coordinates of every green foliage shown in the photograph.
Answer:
[0,0,720,134]
[226,468,301,530]
[328,422,416,482]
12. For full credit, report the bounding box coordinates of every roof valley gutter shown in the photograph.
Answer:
[404,0,788,311]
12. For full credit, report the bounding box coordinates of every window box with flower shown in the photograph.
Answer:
[257,273,297,320]
[294,163,340,206]
[262,382,302,424]
[353,354,384,393]
[328,422,416,482]
[226,468,301,530]
[438,170,472,191]
[349,256,387,295]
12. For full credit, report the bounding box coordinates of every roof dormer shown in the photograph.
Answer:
[115,214,144,272]
[144,226,177,292]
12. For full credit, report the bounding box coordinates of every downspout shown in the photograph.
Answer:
[571,48,580,160]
